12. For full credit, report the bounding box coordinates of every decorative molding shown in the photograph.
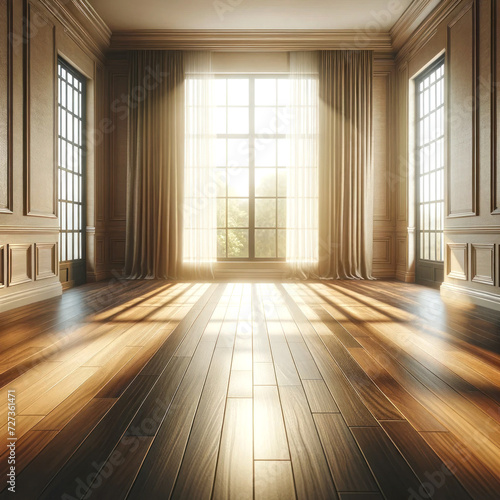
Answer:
[0,244,4,288]
[0,280,62,313]
[110,238,125,264]
[492,0,500,214]
[0,225,60,234]
[39,0,111,61]
[441,281,500,311]
[471,244,495,286]
[7,243,33,287]
[0,0,13,214]
[35,243,58,280]
[24,1,58,219]
[391,0,442,53]
[444,225,500,234]
[395,0,462,62]
[446,243,468,281]
[373,236,393,265]
[110,29,393,52]
[446,1,478,218]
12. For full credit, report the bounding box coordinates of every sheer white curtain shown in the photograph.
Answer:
[183,52,217,278]
[287,52,320,278]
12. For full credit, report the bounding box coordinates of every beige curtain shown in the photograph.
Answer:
[318,51,374,279]
[125,51,184,279]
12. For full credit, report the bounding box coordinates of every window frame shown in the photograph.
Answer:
[57,57,87,264]
[215,73,289,262]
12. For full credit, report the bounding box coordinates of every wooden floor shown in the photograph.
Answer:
[1,280,500,499]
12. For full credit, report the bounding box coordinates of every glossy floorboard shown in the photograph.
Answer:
[0,279,499,499]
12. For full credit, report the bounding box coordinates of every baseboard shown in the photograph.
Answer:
[440,282,500,312]
[0,281,63,313]
[396,269,415,283]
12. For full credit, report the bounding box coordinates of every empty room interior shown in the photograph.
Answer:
[1,0,500,498]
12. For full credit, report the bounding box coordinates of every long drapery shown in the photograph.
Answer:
[125,51,184,279]
[318,51,374,279]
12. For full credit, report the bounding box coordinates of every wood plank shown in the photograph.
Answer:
[351,426,426,500]
[171,347,233,500]
[228,370,253,398]
[127,342,217,499]
[254,385,289,460]
[270,342,301,387]
[381,420,471,500]
[213,398,253,500]
[302,379,340,413]
[314,413,378,493]
[288,341,322,380]
[254,362,276,385]
[255,461,296,500]
[279,385,338,500]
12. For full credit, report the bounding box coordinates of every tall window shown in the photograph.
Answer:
[416,59,445,264]
[57,59,85,262]
[215,76,289,260]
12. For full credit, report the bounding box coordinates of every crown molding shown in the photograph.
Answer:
[393,0,462,62]
[39,0,111,60]
[109,29,393,52]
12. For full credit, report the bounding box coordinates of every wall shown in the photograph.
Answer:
[0,0,109,311]
[395,0,500,308]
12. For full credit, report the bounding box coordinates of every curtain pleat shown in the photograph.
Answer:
[318,51,374,279]
[125,51,184,279]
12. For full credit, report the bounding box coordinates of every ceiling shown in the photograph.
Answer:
[87,0,414,32]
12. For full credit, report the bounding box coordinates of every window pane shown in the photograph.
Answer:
[215,79,226,106]
[255,168,276,197]
[228,107,249,134]
[227,229,248,258]
[255,199,276,228]
[216,168,226,197]
[228,199,249,228]
[217,198,226,228]
[255,79,277,106]
[216,139,227,166]
[255,229,276,258]
[255,139,277,167]
[278,229,286,258]
[277,169,287,197]
[218,229,227,258]
[228,79,249,106]
[277,199,286,228]
[227,167,249,197]
[255,107,277,134]
[277,79,290,106]
[215,107,226,134]
[228,139,249,167]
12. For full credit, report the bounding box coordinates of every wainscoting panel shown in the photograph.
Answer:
[0,0,13,213]
[24,1,57,218]
[35,242,57,280]
[493,0,500,214]
[0,244,4,288]
[110,237,125,265]
[8,243,33,286]
[471,243,495,286]
[447,1,478,218]
[446,243,468,281]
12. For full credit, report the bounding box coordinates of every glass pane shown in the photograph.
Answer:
[277,79,290,106]
[216,168,226,197]
[277,199,286,228]
[228,107,249,134]
[255,229,276,258]
[255,139,277,167]
[255,199,276,228]
[255,79,277,106]
[277,169,287,197]
[278,229,286,258]
[217,229,227,258]
[217,199,226,227]
[227,199,249,228]
[216,139,226,166]
[227,167,249,197]
[255,107,277,134]
[228,139,249,167]
[227,229,249,258]
[255,168,276,197]
[215,107,226,134]
[277,139,290,167]
[215,79,226,106]
[228,79,249,106]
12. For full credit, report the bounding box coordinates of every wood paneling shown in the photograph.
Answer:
[446,242,468,280]
[35,243,57,280]
[0,0,13,213]
[24,1,57,218]
[7,243,32,286]
[0,244,4,288]
[447,1,478,218]
[471,243,495,286]
[110,237,125,264]
[493,0,500,214]
[373,236,392,264]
